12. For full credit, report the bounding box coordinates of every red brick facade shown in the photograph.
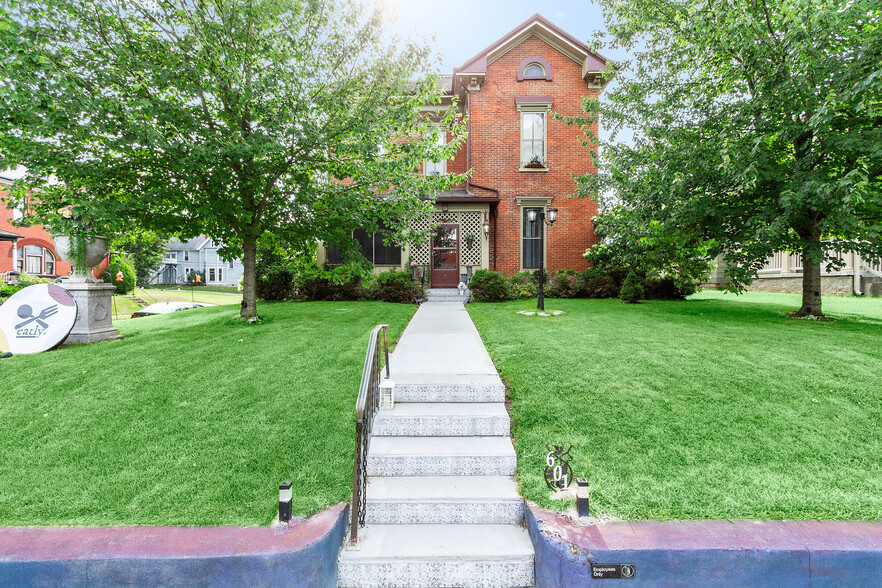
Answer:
[426,14,606,281]
[1,181,72,280]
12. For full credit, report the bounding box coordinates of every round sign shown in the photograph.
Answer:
[0,284,78,355]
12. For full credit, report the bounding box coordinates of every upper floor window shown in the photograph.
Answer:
[517,56,552,81]
[183,251,190,261]
[423,130,447,176]
[524,63,545,77]
[521,112,546,168]
[17,245,56,275]
[516,97,553,171]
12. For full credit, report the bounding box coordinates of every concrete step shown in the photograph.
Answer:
[374,403,510,437]
[366,436,516,477]
[338,524,534,588]
[392,373,505,403]
[365,475,524,524]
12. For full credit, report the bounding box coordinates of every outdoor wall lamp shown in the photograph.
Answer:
[279,481,293,523]
[441,202,449,213]
[528,207,558,311]
[483,220,490,237]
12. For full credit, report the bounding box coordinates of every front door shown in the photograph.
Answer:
[431,224,459,288]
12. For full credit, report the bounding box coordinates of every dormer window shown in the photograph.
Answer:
[517,56,552,81]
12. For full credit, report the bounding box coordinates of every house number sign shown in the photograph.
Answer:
[544,444,573,490]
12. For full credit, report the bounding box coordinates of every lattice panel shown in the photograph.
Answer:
[459,212,483,266]
[408,212,483,267]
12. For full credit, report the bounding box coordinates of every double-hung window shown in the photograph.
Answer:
[516,98,552,170]
[522,208,543,269]
[423,129,447,176]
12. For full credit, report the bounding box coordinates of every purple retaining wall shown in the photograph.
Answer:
[526,504,882,588]
[0,503,347,588]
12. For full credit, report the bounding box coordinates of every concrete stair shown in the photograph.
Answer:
[338,302,533,588]
[426,288,470,303]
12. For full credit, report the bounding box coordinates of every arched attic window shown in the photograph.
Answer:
[517,56,552,81]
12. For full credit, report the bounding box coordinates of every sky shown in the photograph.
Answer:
[381,0,615,72]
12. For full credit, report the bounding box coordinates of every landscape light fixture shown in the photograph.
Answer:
[279,481,293,523]
[576,478,590,517]
[528,207,558,311]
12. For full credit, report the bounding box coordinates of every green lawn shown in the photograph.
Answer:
[469,291,882,520]
[112,287,241,318]
[0,301,414,526]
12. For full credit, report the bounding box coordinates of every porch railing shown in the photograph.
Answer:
[350,324,390,546]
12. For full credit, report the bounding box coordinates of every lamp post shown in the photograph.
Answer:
[527,207,558,311]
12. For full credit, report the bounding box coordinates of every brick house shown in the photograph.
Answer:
[319,14,609,287]
[0,174,72,283]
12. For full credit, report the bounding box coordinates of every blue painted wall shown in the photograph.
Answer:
[526,506,882,588]
[1,506,348,588]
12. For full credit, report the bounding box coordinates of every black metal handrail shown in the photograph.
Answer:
[350,324,390,546]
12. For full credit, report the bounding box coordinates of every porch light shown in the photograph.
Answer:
[279,481,293,523]
[527,208,537,223]
[483,220,490,236]
[441,202,449,213]
[547,207,558,224]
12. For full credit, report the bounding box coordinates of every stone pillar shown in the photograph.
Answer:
[60,281,121,345]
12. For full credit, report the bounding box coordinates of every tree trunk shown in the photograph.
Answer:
[794,232,823,317]
[241,236,258,319]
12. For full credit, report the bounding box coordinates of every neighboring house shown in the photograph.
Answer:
[0,174,71,283]
[152,236,244,287]
[318,14,610,287]
[709,252,882,296]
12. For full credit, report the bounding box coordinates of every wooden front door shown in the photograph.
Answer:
[431,224,459,288]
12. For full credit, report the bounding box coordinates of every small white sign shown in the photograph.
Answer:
[0,284,78,354]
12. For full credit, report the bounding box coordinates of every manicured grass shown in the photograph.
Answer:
[469,291,882,520]
[0,301,414,526]
[146,285,243,295]
[112,287,240,318]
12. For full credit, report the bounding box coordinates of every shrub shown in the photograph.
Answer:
[371,269,415,303]
[547,269,582,298]
[619,271,644,303]
[0,283,24,298]
[643,275,698,300]
[101,255,137,294]
[257,266,296,301]
[509,271,538,300]
[294,262,368,301]
[582,266,628,299]
[469,270,510,302]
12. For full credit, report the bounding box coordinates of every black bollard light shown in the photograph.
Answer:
[576,478,590,517]
[279,481,293,523]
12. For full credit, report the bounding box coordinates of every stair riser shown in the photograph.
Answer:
[338,559,534,588]
[364,501,524,525]
[395,385,505,403]
[373,416,510,437]
[367,455,516,477]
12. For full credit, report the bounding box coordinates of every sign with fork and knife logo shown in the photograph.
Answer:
[0,284,77,355]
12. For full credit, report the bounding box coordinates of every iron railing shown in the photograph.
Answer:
[350,324,390,546]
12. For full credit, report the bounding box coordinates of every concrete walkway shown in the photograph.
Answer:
[338,302,534,588]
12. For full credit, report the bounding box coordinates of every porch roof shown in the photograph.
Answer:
[432,189,499,204]
[0,229,23,242]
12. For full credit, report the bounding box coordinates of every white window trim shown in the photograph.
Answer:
[517,101,552,172]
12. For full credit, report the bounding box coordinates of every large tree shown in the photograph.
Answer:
[573,0,882,316]
[0,0,465,317]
